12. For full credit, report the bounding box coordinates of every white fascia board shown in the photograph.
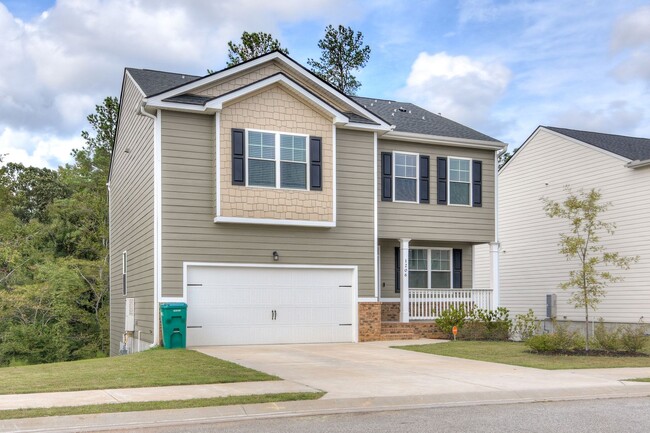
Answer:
[145,100,214,113]
[214,216,335,228]
[626,159,650,169]
[206,74,348,123]
[384,130,507,151]
[339,122,393,133]
[145,52,390,129]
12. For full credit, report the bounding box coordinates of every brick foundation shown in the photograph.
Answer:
[359,302,445,341]
[381,302,401,321]
[358,302,382,342]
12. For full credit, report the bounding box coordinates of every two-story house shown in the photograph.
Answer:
[108,52,505,354]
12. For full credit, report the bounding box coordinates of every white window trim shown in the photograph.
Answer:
[408,247,453,289]
[245,128,310,191]
[392,151,419,203]
[448,156,472,207]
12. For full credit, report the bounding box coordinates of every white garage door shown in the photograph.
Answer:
[186,265,356,346]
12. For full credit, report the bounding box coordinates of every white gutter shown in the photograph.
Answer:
[383,130,506,150]
[626,159,650,169]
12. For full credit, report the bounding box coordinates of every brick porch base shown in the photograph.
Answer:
[358,302,445,342]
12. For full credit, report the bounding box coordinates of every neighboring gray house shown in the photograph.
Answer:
[108,52,504,354]
[475,126,650,326]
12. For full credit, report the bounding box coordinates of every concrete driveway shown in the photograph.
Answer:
[195,340,650,400]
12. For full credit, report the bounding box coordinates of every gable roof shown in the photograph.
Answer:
[126,67,500,143]
[353,97,500,143]
[545,126,650,161]
[126,68,200,97]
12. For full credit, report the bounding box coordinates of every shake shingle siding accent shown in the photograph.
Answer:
[377,139,495,242]
[109,76,155,356]
[160,111,375,298]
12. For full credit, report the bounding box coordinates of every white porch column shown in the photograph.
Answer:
[489,242,500,308]
[400,238,411,322]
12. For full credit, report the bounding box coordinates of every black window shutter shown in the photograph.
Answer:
[472,160,482,207]
[381,152,392,201]
[309,136,322,191]
[437,157,447,205]
[232,128,245,185]
[394,246,400,293]
[452,249,462,288]
[419,155,430,204]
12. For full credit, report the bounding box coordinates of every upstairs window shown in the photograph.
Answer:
[394,152,418,202]
[449,157,471,206]
[246,130,308,190]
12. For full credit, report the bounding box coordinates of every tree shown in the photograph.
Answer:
[542,188,638,350]
[223,31,289,69]
[498,146,519,170]
[308,24,371,95]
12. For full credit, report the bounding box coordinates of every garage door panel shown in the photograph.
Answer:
[186,265,355,346]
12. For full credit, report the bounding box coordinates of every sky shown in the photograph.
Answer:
[0,0,649,169]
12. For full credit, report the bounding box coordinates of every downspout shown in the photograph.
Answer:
[491,147,508,307]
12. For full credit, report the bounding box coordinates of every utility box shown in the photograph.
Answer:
[125,298,135,332]
[546,294,557,319]
[160,303,187,349]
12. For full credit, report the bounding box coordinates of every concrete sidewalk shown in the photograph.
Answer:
[0,381,319,410]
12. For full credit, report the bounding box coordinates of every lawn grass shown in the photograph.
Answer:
[0,349,278,395]
[397,341,650,370]
[0,392,325,420]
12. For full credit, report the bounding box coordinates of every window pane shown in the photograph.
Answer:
[280,162,306,189]
[395,178,416,201]
[450,158,470,182]
[248,159,276,187]
[430,272,451,288]
[262,133,275,159]
[280,135,306,162]
[395,153,416,179]
[248,131,275,160]
[450,182,470,205]
[431,249,450,271]
[409,271,428,288]
[409,249,427,270]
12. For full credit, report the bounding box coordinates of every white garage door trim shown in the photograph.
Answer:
[179,262,358,345]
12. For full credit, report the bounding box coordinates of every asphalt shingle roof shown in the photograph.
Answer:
[352,97,500,143]
[125,67,500,143]
[546,126,650,161]
[126,68,200,97]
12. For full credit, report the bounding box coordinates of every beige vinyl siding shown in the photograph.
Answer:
[497,128,650,323]
[160,111,375,297]
[379,240,473,298]
[378,139,496,242]
[109,75,155,355]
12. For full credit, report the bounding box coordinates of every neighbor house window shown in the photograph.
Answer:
[122,251,128,295]
[394,152,417,202]
[247,130,308,189]
[408,248,452,289]
[449,157,471,205]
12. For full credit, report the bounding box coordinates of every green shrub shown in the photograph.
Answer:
[435,304,467,336]
[525,323,583,353]
[593,319,622,352]
[620,322,647,354]
[512,309,540,341]
[469,307,512,341]
[458,321,487,340]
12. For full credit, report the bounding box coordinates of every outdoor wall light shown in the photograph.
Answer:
[272,251,279,261]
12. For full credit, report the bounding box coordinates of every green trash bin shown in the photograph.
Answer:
[160,303,187,349]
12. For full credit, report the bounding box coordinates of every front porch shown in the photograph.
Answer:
[359,288,495,341]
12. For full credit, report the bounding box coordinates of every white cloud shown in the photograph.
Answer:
[398,52,511,128]
[611,5,650,83]
[0,127,84,169]
[551,100,644,135]
[0,0,352,168]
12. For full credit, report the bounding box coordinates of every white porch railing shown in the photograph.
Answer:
[409,288,494,321]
